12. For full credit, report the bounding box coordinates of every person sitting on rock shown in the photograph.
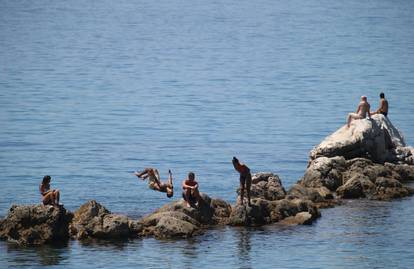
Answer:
[371,92,388,117]
[182,172,201,207]
[39,175,61,206]
[134,168,174,198]
[232,157,252,206]
[347,95,371,128]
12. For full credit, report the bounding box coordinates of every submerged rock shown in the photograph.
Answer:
[69,200,141,240]
[0,205,72,246]
[278,212,314,226]
[139,193,231,238]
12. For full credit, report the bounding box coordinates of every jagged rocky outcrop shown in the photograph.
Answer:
[229,173,320,226]
[3,115,412,245]
[310,114,413,164]
[139,193,231,238]
[69,200,142,240]
[0,205,72,246]
[299,115,414,201]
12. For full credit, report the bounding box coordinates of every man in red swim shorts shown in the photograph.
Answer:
[232,157,252,206]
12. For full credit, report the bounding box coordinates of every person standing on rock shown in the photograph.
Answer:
[232,157,252,206]
[182,172,201,207]
[371,92,388,117]
[134,168,174,198]
[39,175,61,206]
[347,95,371,128]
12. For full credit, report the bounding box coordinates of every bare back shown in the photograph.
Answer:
[357,101,370,118]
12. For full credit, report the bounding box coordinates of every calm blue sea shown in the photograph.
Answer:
[1,0,414,268]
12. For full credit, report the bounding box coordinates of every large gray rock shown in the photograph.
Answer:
[139,193,231,238]
[0,205,72,246]
[69,200,140,239]
[310,114,411,164]
[373,177,414,200]
[336,175,366,199]
[236,172,286,202]
[300,156,346,191]
[301,115,414,202]
[228,198,320,227]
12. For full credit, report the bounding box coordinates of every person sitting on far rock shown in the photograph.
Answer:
[347,95,371,128]
[232,157,252,206]
[39,175,61,206]
[134,168,174,198]
[371,92,388,117]
[182,172,201,207]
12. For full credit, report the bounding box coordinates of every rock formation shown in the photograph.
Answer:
[298,115,414,201]
[69,200,141,240]
[0,205,72,246]
[309,114,413,164]
[229,173,320,226]
[139,193,231,238]
[2,114,413,246]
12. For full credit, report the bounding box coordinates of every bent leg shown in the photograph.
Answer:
[54,189,60,204]
[192,188,201,205]
[135,167,152,178]
[183,188,192,207]
[42,192,54,205]
[245,173,252,206]
[347,113,362,128]
[239,175,246,205]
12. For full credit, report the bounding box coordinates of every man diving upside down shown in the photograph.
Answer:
[134,168,174,198]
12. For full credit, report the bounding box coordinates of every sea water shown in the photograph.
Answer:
[1,0,414,268]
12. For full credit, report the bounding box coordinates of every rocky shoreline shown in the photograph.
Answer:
[1,114,413,246]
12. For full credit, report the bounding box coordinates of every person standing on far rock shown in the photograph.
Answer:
[232,157,252,206]
[347,95,371,128]
[39,175,61,206]
[371,92,388,117]
[182,172,201,207]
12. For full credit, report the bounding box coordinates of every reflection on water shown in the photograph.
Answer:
[5,241,68,267]
[236,228,252,269]
[1,196,414,269]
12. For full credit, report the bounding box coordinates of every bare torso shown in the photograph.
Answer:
[378,98,388,114]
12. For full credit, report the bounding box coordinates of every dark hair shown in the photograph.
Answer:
[42,175,51,185]
[232,157,239,163]
[188,172,195,179]
[380,92,385,98]
[167,192,173,198]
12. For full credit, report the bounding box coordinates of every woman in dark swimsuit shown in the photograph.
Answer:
[39,175,60,206]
